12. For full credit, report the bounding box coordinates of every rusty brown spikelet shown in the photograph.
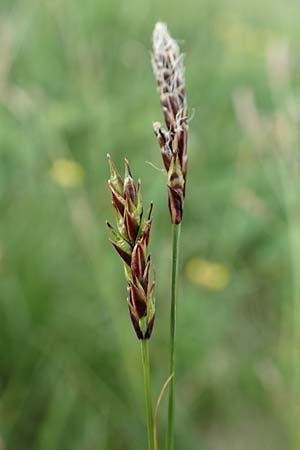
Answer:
[152,22,188,224]
[107,154,155,339]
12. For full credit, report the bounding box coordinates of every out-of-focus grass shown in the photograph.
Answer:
[1,0,300,449]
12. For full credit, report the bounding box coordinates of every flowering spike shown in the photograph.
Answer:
[107,155,156,339]
[152,23,188,224]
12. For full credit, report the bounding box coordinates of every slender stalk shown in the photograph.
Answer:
[141,339,154,450]
[167,223,181,450]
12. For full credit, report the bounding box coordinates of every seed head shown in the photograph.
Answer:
[107,155,155,339]
[152,23,188,224]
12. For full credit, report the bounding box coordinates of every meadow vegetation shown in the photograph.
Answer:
[1,0,300,449]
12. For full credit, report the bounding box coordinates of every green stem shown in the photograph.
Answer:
[166,223,181,450]
[141,339,154,450]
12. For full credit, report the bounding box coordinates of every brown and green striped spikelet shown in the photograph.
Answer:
[152,22,188,225]
[106,154,155,339]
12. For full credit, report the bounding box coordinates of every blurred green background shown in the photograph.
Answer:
[1,0,300,449]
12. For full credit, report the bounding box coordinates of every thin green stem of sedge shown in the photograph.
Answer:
[141,339,154,450]
[166,223,181,450]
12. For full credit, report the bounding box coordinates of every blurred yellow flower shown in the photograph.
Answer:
[185,257,230,291]
[50,158,84,187]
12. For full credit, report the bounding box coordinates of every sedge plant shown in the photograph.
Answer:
[106,22,188,450]
[106,155,156,450]
[152,23,188,450]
